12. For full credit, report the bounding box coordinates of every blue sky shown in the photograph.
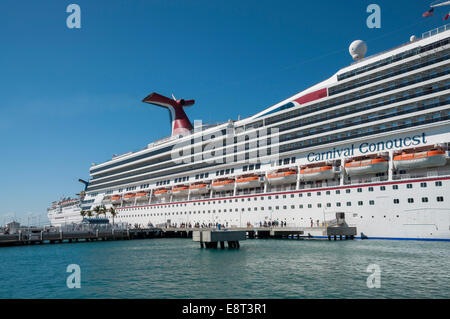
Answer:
[0,0,444,224]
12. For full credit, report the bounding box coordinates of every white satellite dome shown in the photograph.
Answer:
[349,40,367,61]
[410,35,418,42]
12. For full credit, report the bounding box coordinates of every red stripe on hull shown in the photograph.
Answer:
[294,88,327,105]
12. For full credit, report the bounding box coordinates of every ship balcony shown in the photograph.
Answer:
[298,180,340,190]
[392,168,450,181]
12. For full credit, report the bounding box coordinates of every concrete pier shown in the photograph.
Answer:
[0,228,160,247]
[1,219,356,248]
[193,230,246,249]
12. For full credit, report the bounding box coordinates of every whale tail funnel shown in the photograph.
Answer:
[142,92,195,136]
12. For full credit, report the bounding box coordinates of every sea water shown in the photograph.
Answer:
[0,238,449,298]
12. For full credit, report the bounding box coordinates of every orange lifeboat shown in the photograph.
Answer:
[267,168,297,185]
[235,174,263,189]
[123,193,136,201]
[172,185,189,196]
[135,192,149,201]
[345,158,388,176]
[154,188,171,198]
[189,182,210,195]
[211,178,235,191]
[299,166,335,181]
[393,150,446,169]
[111,195,122,203]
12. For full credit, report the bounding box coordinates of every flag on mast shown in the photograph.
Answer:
[423,7,435,17]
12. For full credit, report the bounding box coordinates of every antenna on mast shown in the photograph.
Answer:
[431,1,450,8]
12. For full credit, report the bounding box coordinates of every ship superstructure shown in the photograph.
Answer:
[48,25,450,240]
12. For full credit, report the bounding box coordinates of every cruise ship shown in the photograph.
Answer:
[48,25,450,240]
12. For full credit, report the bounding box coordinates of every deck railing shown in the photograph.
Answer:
[422,23,450,39]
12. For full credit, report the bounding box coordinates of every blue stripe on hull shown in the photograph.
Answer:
[308,235,450,242]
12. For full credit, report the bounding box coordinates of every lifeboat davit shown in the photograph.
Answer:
[123,193,136,201]
[235,174,263,189]
[211,178,235,191]
[111,195,122,203]
[154,188,171,198]
[345,158,388,176]
[189,182,210,195]
[267,169,297,185]
[172,185,189,196]
[299,166,336,181]
[393,150,446,169]
[103,195,112,203]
